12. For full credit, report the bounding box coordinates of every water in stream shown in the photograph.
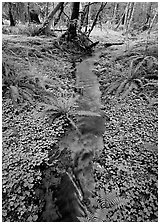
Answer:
[38,51,106,221]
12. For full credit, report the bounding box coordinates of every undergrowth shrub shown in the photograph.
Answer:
[107,55,158,102]
[2,61,58,108]
[78,187,129,222]
[40,90,101,133]
[2,23,41,36]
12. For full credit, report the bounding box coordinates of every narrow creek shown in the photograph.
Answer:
[37,50,106,221]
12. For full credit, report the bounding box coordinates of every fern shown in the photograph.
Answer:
[121,83,135,99]
[108,55,158,100]
[40,94,79,120]
[78,188,129,222]
[99,189,128,209]
[133,56,157,78]
[107,78,123,94]
[115,79,128,97]
[40,92,102,133]
[2,61,57,107]
[143,82,158,88]
[128,56,144,78]
[78,209,107,222]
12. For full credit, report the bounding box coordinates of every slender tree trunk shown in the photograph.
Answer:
[145,9,158,52]
[84,3,90,33]
[127,3,136,32]
[115,10,125,30]
[79,3,89,32]
[37,2,64,35]
[45,2,49,17]
[67,2,80,39]
[88,2,107,36]
[8,2,16,26]
[70,2,80,21]
[124,2,130,30]
[115,3,130,30]
[54,3,64,27]
[27,3,30,23]
[147,9,158,35]
[78,2,85,30]
[113,3,118,21]
[145,2,152,25]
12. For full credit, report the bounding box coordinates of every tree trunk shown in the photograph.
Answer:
[145,2,152,25]
[27,3,30,23]
[115,10,125,30]
[45,2,49,17]
[70,2,80,21]
[127,3,136,32]
[37,2,64,35]
[54,3,64,27]
[67,2,80,40]
[145,9,158,52]
[124,2,130,30]
[84,3,90,33]
[79,3,90,32]
[8,2,16,26]
[115,3,130,30]
[147,9,158,35]
[88,2,107,36]
[112,3,118,22]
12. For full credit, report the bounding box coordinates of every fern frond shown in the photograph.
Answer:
[43,104,59,112]
[80,208,109,222]
[143,82,158,88]
[121,82,130,93]
[21,89,34,104]
[20,82,37,93]
[99,189,128,209]
[21,86,37,98]
[107,80,121,94]
[133,78,143,88]
[139,93,150,103]
[121,83,134,99]
[2,61,17,85]
[112,198,129,209]
[133,56,157,79]
[115,79,128,96]
[41,95,79,115]
[78,211,102,222]
[66,115,81,134]
[105,191,119,207]
[129,56,144,78]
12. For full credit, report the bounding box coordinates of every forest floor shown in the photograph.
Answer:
[2,27,158,222]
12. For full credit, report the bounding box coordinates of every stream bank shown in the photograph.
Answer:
[37,50,106,221]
